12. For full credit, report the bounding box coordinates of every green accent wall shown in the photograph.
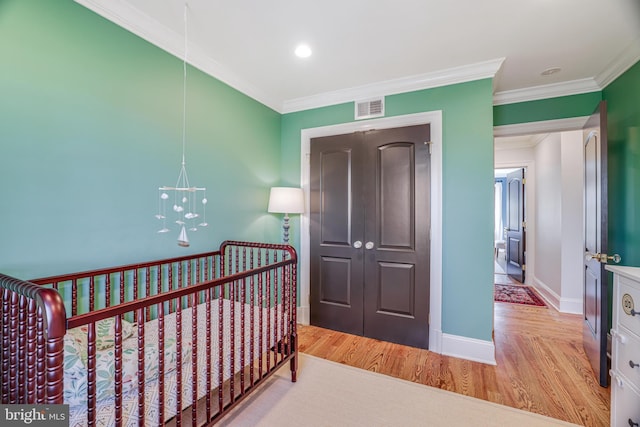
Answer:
[0,0,282,279]
[282,79,496,341]
[493,92,602,126]
[603,60,640,267]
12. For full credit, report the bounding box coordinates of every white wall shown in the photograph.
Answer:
[534,134,563,298]
[559,131,584,313]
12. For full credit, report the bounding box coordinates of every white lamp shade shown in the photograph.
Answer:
[268,187,304,214]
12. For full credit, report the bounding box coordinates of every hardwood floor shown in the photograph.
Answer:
[297,275,610,427]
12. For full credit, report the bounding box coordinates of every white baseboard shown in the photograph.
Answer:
[441,333,496,365]
[297,305,310,325]
[533,276,583,314]
[558,297,582,315]
[429,327,442,355]
[533,277,561,311]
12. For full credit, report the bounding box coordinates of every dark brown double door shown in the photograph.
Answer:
[309,125,431,349]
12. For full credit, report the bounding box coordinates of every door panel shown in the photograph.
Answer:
[310,133,364,335]
[363,126,430,349]
[378,262,415,317]
[318,256,352,306]
[310,124,431,349]
[582,100,609,387]
[506,168,525,282]
[319,149,353,245]
[379,143,414,249]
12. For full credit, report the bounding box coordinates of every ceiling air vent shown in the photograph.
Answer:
[355,97,385,120]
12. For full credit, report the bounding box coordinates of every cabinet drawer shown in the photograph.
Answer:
[618,277,640,337]
[611,372,640,427]
[613,327,640,390]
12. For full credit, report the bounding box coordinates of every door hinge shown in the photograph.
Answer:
[522,178,526,185]
[522,264,526,271]
[522,221,526,229]
[424,141,432,155]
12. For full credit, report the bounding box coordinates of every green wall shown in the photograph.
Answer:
[0,0,282,279]
[603,60,640,267]
[493,92,602,126]
[282,79,496,341]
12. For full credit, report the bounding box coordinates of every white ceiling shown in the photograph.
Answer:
[78,0,640,113]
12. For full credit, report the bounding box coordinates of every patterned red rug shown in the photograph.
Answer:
[494,284,547,307]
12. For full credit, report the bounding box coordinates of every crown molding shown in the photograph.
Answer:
[595,36,640,89]
[493,116,588,138]
[492,78,601,106]
[74,0,282,112]
[281,58,505,114]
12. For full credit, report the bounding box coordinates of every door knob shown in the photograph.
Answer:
[353,241,362,249]
[586,253,621,264]
[365,241,374,250]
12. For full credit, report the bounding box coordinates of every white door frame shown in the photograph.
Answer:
[298,111,443,353]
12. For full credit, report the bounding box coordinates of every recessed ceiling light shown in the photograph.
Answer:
[294,44,312,58]
[541,67,561,76]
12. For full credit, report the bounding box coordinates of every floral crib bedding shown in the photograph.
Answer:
[63,299,286,427]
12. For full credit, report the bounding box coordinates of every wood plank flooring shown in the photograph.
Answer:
[297,275,610,426]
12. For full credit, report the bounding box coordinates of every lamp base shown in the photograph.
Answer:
[282,213,290,244]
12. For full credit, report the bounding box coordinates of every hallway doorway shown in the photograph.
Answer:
[494,167,525,284]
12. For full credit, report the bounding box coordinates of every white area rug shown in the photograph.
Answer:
[218,354,579,426]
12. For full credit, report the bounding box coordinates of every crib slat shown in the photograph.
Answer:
[72,279,78,317]
[137,309,145,426]
[158,303,165,426]
[217,292,224,414]
[205,289,212,421]
[36,312,45,403]
[240,277,245,394]
[89,276,95,312]
[289,260,298,382]
[229,276,236,404]
[45,335,64,404]
[115,315,123,427]
[119,271,125,306]
[87,322,97,426]
[106,273,111,308]
[266,251,272,373]
[26,299,37,403]
[249,260,255,388]
[175,299,182,427]
[133,269,138,307]
[258,256,264,380]
[145,267,151,322]
[191,293,198,425]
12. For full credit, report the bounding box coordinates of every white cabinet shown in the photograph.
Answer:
[607,265,640,427]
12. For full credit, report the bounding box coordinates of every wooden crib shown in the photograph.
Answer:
[0,240,298,426]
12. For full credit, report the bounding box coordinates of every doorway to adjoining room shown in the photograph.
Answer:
[494,168,524,285]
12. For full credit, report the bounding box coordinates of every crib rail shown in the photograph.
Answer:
[0,241,297,427]
[0,273,67,404]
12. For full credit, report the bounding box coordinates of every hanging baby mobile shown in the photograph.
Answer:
[155,1,207,247]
